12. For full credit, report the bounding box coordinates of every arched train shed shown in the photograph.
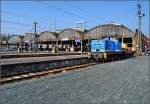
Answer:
[37,31,57,42]
[8,35,23,44]
[36,31,57,51]
[23,33,35,43]
[58,28,88,52]
[20,33,35,51]
[86,23,135,49]
[2,35,23,52]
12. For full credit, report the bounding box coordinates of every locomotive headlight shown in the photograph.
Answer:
[132,47,135,51]
[103,52,107,59]
[122,44,128,49]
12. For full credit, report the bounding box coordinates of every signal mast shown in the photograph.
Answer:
[137,0,145,52]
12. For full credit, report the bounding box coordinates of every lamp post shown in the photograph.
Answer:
[33,22,38,52]
[77,21,87,55]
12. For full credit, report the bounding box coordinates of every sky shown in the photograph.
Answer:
[1,0,149,37]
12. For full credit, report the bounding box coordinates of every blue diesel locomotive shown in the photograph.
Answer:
[90,38,125,60]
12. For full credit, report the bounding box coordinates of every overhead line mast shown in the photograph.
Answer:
[137,0,145,52]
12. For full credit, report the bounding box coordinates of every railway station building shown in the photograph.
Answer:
[134,30,150,52]
[3,22,149,53]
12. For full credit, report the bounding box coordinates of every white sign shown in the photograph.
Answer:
[24,41,29,43]
[2,41,6,44]
[61,38,69,41]
[42,44,47,48]
[38,44,41,48]
[49,44,52,48]
[75,36,80,42]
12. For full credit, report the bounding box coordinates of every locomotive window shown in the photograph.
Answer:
[128,44,132,47]
[118,38,122,42]
[123,38,132,43]
[96,49,99,52]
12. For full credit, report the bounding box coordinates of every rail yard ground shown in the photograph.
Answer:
[0,56,150,104]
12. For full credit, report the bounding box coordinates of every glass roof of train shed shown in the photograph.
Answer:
[85,23,134,40]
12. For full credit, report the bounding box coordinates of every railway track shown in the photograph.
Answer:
[0,62,98,85]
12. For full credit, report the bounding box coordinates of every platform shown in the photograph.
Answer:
[0,56,149,104]
[0,55,89,77]
[0,55,88,65]
[0,52,88,59]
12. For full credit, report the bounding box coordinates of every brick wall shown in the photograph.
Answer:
[134,32,150,51]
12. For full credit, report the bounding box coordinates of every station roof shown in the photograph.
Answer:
[23,33,35,43]
[8,35,23,44]
[58,28,87,41]
[85,23,134,39]
[36,31,57,42]
[7,23,136,43]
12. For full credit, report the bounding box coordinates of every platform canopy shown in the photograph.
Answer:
[36,31,57,42]
[58,28,87,41]
[8,35,23,44]
[85,23,134,40]
[22,33,35,43]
